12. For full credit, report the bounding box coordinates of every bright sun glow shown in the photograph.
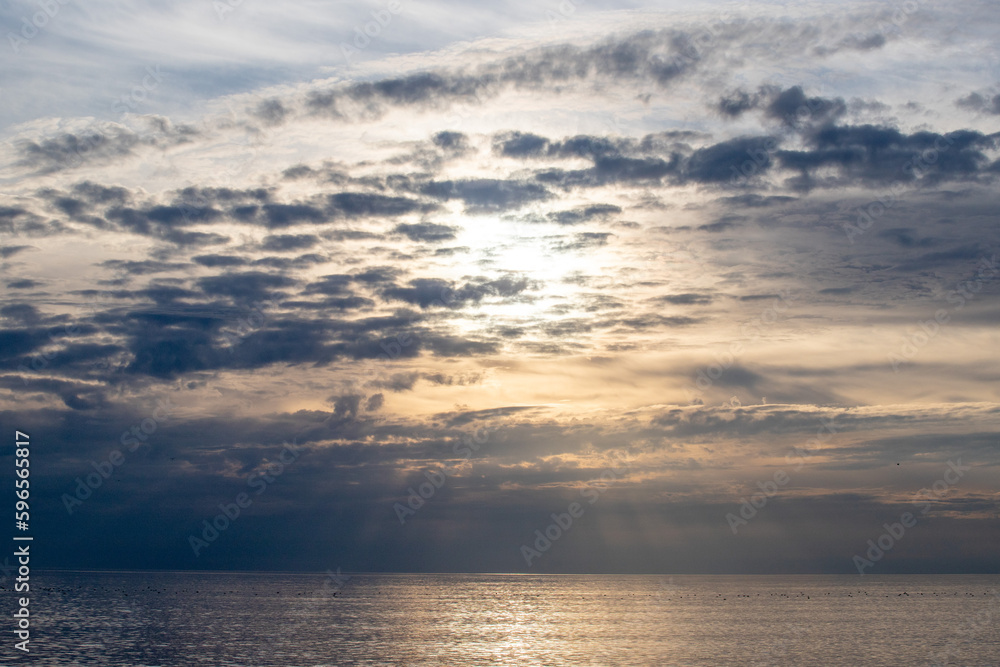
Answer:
[444,217,600,330]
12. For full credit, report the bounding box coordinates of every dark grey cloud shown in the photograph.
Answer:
[174,186,272,207]
[304,274,354,296]
[712,85,848,128]
[423,371,484,386]
[393,222,458,242]
[197,271,298,302]
[889,244,986,272]
[330,394,363,419]
[554,232,613,250]
[192,254,249,268]
[371,372,422,392]
[365,393,384,411]
[715,194,796,208]
[431,131,470,152]
[259,203,328,227]
[956,90,1000,115]
[546,204,622,225]
[297,28,741,123]
[6,279,42,289]
[111,307,454,378]
[777,126,998,188]
[352,266,404,284]
[251,254,329,270]
[1,303,41,324]
[654,293,714,305]
[100,260,189,275]
[382,274,537,308]
[261,234,320,251]
[698,217,744,233]
[15,120,198,174]
[0,206,39,233]
[0,245,35,259]
[765,86,847,128]
[815,31,887,56]
[328,192,429,218]
[609,314,698,330]
[0,374,112,410]
[253,98,288,125]
[420,179,549,212]
[684,136,778,184]
[536,157,680,188]
[494,131,550,157]
[876,228,936,248]
[716,88,767,117]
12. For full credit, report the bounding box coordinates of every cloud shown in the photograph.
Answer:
[684,136,778,184]
[421,179,549,212]
[381,274,537,308]
[494,131,550,157]
[546,204,622,225]
[365,393,385,411]
[653,293,714,305]
[0,245,36,259]
[554,232,614,250]
[3,1,1000,576]
[329,394,363,419]
[956,91,1000,115]
[261,234,320,251]
[765,85,847,128]
[716,89,767,118]
[197,272,298,302]
[393,222,458,242]
[6,279,43,289]
[14,119,198,174]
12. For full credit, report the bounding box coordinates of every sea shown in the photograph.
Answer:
[13,571,1000,665]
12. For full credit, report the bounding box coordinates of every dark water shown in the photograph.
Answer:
[10,571,1000,665]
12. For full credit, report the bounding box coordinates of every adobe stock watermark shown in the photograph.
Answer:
[188,439,303,556]
[7,0,71,54]
[725,415,837,534]
[853,458,970,575]
[657,7,761,87]
[111,65,164,115]
[655,575,681,598]
[850,0,921,47]
[311,567,351,599]
[250,566,353,664]
[61,398,174,514]
[339,0,405,62]
[930,588,1000,667]
[520,449,631,567]
[355,282,473,383]
[748,624,809,666]
[685,290,794,404]
[842,132,956,244]
[219,298,281,352]
[12,267,129,381]
[212,0,245,22]
[888,254,997,372]
[545,0,585,24]
[15,321,84,381]
[394,425,495,524]
[441,65,509,132]
[729,137,780,187]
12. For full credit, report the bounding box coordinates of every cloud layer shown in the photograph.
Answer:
[1,0,999,573]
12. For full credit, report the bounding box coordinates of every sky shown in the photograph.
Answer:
[1,0,999,574]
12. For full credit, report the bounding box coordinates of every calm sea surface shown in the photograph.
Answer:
[15,572,1000,665]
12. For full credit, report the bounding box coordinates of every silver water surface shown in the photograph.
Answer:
[18,572,1000,665]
